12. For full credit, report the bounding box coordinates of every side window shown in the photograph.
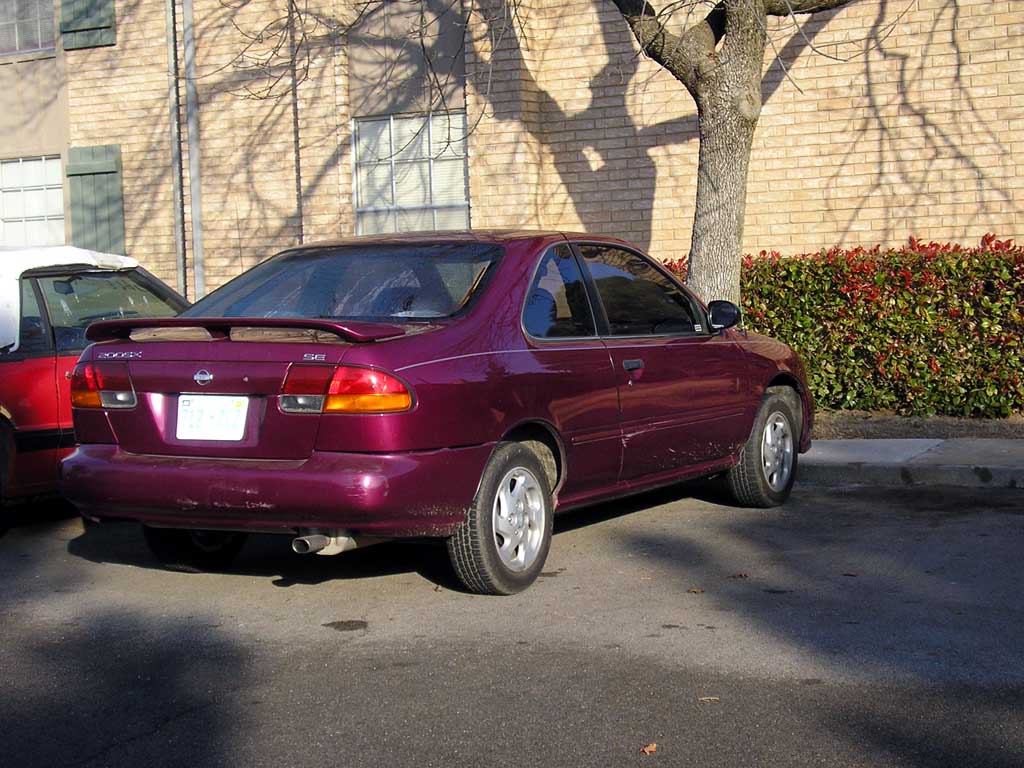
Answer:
[523,245,596,339]
[16,279,52,354]
[578,245,700,336]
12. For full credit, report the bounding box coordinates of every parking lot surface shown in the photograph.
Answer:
[2,483,1023,767]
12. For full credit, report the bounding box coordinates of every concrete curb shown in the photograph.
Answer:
[799,439,1024,490]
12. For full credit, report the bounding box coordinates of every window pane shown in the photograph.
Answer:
[392,116,427,161]
[433,207,468,230]
[394,160,430,207]
[395,208,433,232]
[38,271,181,353]
[579,245,699,336]
[356,119,391,162]
[356,163,392,208]
[16,278,51,353]
[0,23,16,54]
[356,210,395,235]
[2,189,23,218]
[45,186,62,216]
[431,112,467,158]
[43,155,61,185]
[432,158,466,205]
[524,245,596,338]
[15,18,38,49]
[1,160,21,188]
[38,10,53,46]
[21,157,44,187]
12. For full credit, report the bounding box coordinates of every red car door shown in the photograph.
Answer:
[574,244,751,481]
[0,278,59,499]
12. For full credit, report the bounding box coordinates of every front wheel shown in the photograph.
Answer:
[723,390,800,508]
[447,442,554,595]
[142,526,248,572]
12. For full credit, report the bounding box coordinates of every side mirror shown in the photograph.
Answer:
[708,300,741,331]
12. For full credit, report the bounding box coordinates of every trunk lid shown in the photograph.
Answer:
[82,318,406,460]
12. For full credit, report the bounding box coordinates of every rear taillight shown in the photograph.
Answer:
[280,365,413,414]
[70,362,137,409]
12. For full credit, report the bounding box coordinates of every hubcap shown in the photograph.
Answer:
[492,467,545,572]
[760,411,794,493]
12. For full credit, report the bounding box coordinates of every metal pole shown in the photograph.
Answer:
[181,0,206,298]
[165,0,187,299]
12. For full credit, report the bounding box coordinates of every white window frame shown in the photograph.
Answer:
[352,112,470,235]
[0,0,57,56]
[0,155,65,247]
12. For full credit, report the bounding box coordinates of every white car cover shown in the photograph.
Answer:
[0,246,139,353]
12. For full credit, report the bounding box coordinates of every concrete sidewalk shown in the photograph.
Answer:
[801,438,1024,490]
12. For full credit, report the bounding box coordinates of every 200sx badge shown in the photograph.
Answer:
[97,351,143,359]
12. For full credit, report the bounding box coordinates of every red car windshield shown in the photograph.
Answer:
[183,244,502,322]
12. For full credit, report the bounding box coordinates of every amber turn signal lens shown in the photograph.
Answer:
[70,363,102,408]
[323,367,413,414]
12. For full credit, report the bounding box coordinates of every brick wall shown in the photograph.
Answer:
[64,0,1022,291]
[466,0,1023,262]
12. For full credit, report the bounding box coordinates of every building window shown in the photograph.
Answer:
[0,156,65,246]
[354,112,470,235]
[0,0,56,55]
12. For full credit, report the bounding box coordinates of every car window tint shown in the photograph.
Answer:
[37,271,180,353]
[183,244,502,321]
[523,245,596,338]
[578,245,699,336]
[16,279,52,354]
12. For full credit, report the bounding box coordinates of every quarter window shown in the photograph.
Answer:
[523,245,596,339]
[578,245,701,336]
[0,156,64,246]
[353,112,470,234]
[0,0,56,55]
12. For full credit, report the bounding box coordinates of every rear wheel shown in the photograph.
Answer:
[142,526,247,572]
[447,442,553,595]
[724,389,800,508]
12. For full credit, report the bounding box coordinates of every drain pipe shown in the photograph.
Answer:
[181,0,206,298]
[165,0,187,299]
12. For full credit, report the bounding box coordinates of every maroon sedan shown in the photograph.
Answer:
[60,232,811,594]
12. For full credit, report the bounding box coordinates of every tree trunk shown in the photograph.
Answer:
[686,96,758,306]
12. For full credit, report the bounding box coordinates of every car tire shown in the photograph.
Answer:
[724,389,801,508]
[447,442,554,595]
[141,526,248,572]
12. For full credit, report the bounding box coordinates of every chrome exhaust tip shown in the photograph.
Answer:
[292,534,329,555]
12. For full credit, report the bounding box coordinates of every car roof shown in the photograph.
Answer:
[297,229,637,250]
[1,246,139,352]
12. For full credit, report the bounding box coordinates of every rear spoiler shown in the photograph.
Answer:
[85,317,407,343]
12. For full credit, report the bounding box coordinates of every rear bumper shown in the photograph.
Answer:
[59,443,494,537]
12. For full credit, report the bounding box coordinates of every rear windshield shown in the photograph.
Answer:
[35,269,184,353]
[183,244,502,321]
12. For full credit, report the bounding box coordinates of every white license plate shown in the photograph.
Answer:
[176,395,249,441]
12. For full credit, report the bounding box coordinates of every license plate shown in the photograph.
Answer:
[176,395,249,441]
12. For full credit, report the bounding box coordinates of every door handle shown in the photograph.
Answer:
[622,359,644,372]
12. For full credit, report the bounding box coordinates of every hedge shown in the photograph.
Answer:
[666,235,1024,418]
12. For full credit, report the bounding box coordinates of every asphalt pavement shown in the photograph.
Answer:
[2,479,1022,768]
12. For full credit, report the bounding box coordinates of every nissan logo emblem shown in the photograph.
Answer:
[194,369,214,386]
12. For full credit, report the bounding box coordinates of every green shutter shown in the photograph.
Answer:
[61,0,117,49]
[67,145,126,255]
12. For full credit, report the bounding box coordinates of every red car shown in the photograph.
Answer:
[60,232,812,594]
[0,247,187,514]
